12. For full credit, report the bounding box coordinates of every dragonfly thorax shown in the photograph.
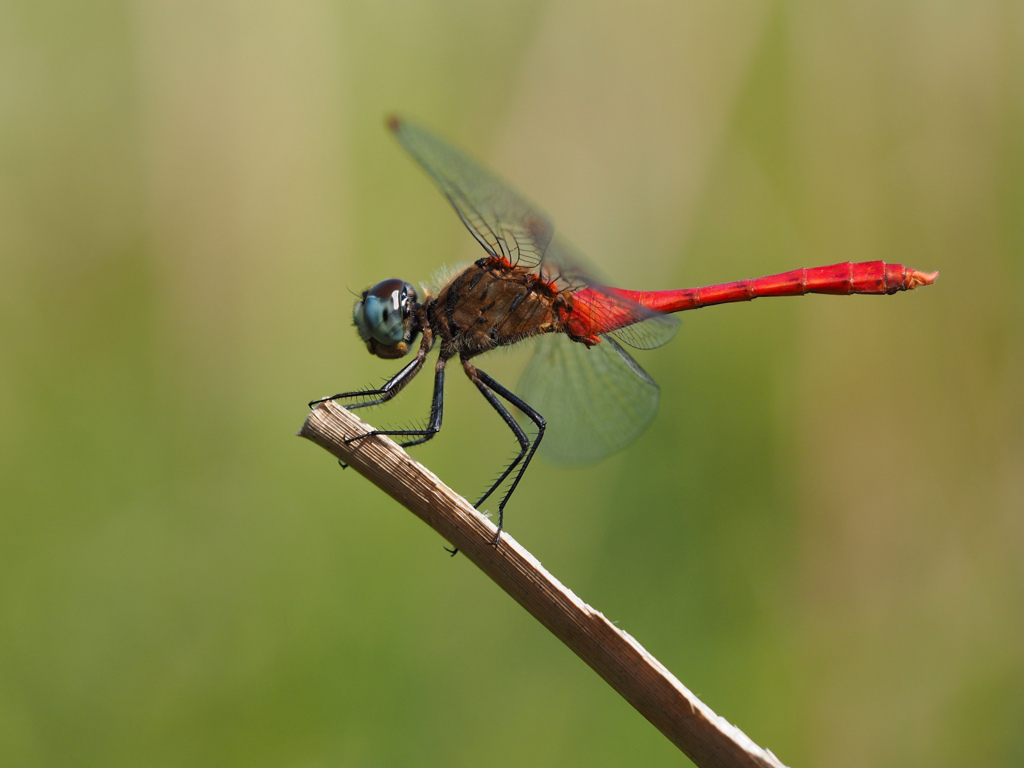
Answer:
[353,278,421,359]
[430,258,569,360]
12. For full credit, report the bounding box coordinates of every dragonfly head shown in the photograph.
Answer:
[353,279,420,359]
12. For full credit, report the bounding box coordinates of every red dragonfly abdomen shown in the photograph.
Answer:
[568,261,938,339]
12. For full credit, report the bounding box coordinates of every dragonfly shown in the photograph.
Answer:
[312,116,937,545]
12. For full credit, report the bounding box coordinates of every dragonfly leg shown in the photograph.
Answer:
[462,359,546,545]
[348,357,446,448]
[309,331,447,449]
[308,329,433,410]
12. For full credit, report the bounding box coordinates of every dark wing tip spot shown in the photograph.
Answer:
[386,115,402,133]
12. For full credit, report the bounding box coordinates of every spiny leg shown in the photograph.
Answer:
[347,357,447,448]
[309,328,433,410]
[309,331,435,467]
[314,352,427,468]
[462,358,546,545]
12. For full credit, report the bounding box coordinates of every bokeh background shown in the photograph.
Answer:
[1,1,1021,766]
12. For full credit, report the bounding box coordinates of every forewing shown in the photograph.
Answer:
[390,117,554,266]
[516,334,661,467]
[392,118,680,351]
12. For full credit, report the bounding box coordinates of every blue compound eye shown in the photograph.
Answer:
[353,279,417,358]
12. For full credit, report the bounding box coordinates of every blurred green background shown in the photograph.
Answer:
[1,1,1021,766]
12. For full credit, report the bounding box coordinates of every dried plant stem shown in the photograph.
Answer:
[299,400,789,768]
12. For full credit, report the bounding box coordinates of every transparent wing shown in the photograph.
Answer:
[392,114,681,445]
[516,334,661,467]
[392,117,681,349]
[609,317,681,350]
[389,116,554,266]
[539,234,681,350]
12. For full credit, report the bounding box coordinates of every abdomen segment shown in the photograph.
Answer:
[569,261,938,338]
